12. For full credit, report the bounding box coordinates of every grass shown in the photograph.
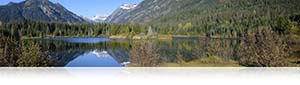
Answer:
[110,34,209,40]
[160,56,241,67]
[21,35,109,39]
[21,34,239,40]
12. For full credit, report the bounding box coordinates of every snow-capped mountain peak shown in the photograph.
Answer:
[120,4,137,10]
[92,14,109,22]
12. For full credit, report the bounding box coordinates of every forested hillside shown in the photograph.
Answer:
[108,0,300,37]
[151,0,300,37]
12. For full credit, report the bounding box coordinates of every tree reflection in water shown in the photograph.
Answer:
[1,35,241,67]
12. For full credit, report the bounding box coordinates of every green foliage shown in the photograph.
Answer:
[289,25,300,34]
[18,42,42,66]
[2,0,300,38]
[272,15,300,35]
[273,17,293,34]
[2,20,144,38]
[146,0,300,37]
[17,42,55,67]
[0,21,2,28]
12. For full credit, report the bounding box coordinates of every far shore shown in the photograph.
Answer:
[109,35,239,40]
[21,35,240,40]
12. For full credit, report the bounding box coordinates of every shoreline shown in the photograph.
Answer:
[109,35,240,40]
[21,35,240,40]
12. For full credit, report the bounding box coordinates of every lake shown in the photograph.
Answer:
[16,37,240,67]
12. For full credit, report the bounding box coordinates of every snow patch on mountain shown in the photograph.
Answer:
[92,14,109,23]
[92,14,109,21]
[120,4,137,10]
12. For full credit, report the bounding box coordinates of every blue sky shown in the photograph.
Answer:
[0,0,143,18]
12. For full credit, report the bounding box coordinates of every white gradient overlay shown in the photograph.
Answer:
[0,67,299,85]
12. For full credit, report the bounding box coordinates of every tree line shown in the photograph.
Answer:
[1,20,146,38]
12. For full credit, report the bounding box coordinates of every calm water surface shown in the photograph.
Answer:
[21,37,239,67]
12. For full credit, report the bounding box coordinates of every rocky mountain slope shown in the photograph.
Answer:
[105,4,137,23]
[106,0,200,24]
[0,0,87,23]
[106,0,300,25]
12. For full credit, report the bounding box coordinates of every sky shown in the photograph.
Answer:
[0,0,143,18]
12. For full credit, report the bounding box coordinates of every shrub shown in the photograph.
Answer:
[17,42,56,67]
[129,40,161,67]
[237,27,290,67]
[0,30,21,67]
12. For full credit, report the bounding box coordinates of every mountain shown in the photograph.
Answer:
[0,0,87,23]
[92,14,109,23]
[106,0,191,23]
[106,4,137,23]
[81,16,96,24]
[106,0,300,26]
[105,0,300,37]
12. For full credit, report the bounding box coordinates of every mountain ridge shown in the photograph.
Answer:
[105,3,138,23]
[0,0,87,23]
[106,0,188,24]
[105,0,300,37]
[106,0,300,25]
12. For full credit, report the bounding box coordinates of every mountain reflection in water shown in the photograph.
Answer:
[30,37,131,67]
[3,37,239,67]
[66,50,124,67]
